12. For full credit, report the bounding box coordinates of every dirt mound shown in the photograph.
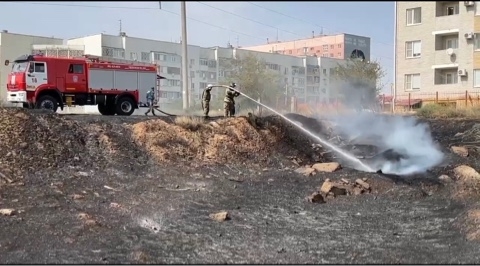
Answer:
[0,108,105,183]
[130,115,323,167]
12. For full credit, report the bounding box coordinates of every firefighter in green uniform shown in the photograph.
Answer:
[224,82,240,117]
[144,87,156,116]
[201,84,213,118]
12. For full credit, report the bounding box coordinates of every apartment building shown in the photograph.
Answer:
[395,1,480,99]
[63,33,347,105]
[241,33,371,61]
[0,31,64,103]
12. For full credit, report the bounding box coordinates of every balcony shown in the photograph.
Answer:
[434,50,458,65]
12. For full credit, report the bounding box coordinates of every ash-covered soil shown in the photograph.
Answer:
[1,109,480,264]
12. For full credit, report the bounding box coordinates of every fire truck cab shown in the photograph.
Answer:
[5,54,160,116]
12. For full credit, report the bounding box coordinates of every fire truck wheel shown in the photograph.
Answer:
[36,95,58,113]
[116,97,135,116]
[98,104,116,116]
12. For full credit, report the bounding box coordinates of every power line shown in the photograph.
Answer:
[2,1,265,41]
[246,1,394,48]
[2,1,392,62]
[195,1,303,38]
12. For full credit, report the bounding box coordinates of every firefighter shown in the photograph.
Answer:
[145,87,156,116]
[223,82,240,117]
[202,84,213,118]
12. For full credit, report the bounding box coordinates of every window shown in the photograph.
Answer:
[199,59,208,66]
[34,62,45,73]
[190,59,195,65]
[406,7,421,25]
[68,64,84,74]
[112,48,125,59]
[404,74,421,91]
[330,53,334,57]
[191,83,195,89]
[167,79,181,86]
[130,52,137,60]
[154,53,167,61]
[218,70,225,77]
[474,69,480,87]
[310,47,314,51]
[200,82,208,89]
[190,71,195,78]
[323,45,328,51]
[208,60,217,68]
[167,67,181,75]
[289,50,292,54]
[405,40,421,58]
[337,52,342,57]
[475,33,480,50]
[314,76,320,83]
[337,44,342,48]
[141,52,150,62]
[210,73,215,79]
[444,71,458,84]
[445,37,458,49]
[322,69,327,75]
[322,53,328,57]
[476,1,480,15]
[445,5,459,16]
[330,45,334,49]
[170,55,177,62]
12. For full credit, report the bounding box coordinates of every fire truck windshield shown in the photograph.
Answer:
[11,61,29,73]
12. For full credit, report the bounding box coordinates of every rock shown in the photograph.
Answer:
[306,192,325,203]
[341,178,350,184]
[209,211,230,222]
[451,146,469,157]
[330,186,347,196]
[294,167,315,176]
[355,179,370,190]
[110,202,121,208]
[84,219,100,226]
[0,208,15,216]
[438,175,453,183]
[453,165,480,181]
[311,162,341,173]
[72,194,85,200]
[320,180,334,193]
[19,142,27,149]
[353,187,363,195]
[78,212,91,220]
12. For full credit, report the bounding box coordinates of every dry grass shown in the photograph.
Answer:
[416,104,480,118]
[174,116,205,131]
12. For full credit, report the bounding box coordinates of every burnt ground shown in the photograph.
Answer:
[1,112,480,264]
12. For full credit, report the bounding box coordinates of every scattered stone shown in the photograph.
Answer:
[438,175,453,183]
[353,187,364,195]
[84,219,100,226]
[355,179,370,190]
[110,202,121,208]
[294,167,315,176]
[0,209,15,216]
[341,178,350,184]
[311,162,341,173]
[453,165,480,181]
[320,180,334,194]
[78,212,91,220]
[72,194,85,200]
[451,146,469,157]
[210,211,230,222]
[306,192,325,203]
[330,186,347,196]
[76,171,89,177]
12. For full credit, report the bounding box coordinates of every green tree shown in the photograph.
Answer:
[215,53,283,112]
[333,59,385,109]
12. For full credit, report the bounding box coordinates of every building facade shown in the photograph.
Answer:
[65,33,347,105]
[0,31,64,103]
[241,33,371,61]
[395,1,480,99]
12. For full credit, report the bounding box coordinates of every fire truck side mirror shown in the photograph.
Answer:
[4,60,9,66]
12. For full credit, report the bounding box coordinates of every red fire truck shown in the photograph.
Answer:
[5,54,163,116]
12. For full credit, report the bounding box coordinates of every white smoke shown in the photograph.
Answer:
[326,112,444,175]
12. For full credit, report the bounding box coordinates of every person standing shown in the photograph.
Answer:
[145,87,157,116]
[202,84,213,118]
[223,82,240,117]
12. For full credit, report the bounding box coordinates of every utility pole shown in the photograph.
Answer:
[181,1,189,109]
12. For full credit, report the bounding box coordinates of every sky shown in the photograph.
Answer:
[0,1,394,94]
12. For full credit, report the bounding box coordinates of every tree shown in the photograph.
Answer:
[216,53,283,111]
[333,59,386,110]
